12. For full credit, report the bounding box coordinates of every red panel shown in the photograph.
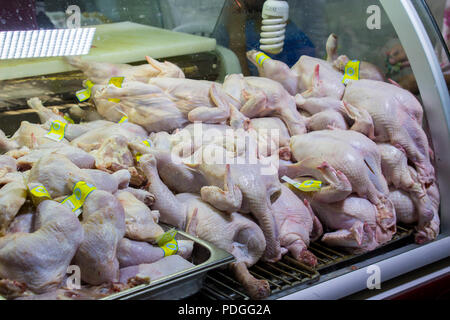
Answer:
[387,272,450,300]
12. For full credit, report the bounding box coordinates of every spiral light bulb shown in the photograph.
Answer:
[260,0,289,55]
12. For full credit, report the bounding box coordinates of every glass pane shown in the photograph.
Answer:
[212,0,447,93]
[415,0,450,91]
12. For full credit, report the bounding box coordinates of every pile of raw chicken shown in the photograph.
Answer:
[0,34,440,300]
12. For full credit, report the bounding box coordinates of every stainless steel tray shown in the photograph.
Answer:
[0,227,233,300]
[104,227,234,300]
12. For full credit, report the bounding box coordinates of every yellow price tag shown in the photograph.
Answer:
[156,229,177,246]
[61,181,97,216]
[85,80,95,89]
[282,176,322,192]
[142,139,153,148]
[75,80,95,102]
[118,116,128,124]
[29,185,51,206]
[342,60,360,85]
[156,229,178,257]
[63,115,75,124]
[75,89,91,102]
[109,77,124,87]
[160,238,179,257]
[45,120,67,142]
[135,139,153,162]
[108,77,124,103]
[255,52,271,66]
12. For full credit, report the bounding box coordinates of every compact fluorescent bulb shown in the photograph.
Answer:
[260,0,289,55]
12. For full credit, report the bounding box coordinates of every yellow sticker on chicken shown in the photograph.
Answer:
[135,139,153,162]
[75,80,95,102]
[342,60,360,85]
[29,185,51,205]
[118,116,128,124]
[160,239,179,257]
[156,229,177,246]
[63,115,75,124]
[108,77,124,103]
[281,176,322,192]
[61,181,97,216]
[255,52,271,66]
[156,229,178,257]
[45,120,67,142]
[142,139,153,148]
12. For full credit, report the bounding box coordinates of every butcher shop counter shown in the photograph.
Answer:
[0,0,449,301]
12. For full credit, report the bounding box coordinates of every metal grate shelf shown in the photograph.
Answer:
[195,224,414,300]
[200,255,320,300]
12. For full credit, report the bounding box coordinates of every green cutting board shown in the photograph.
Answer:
[0,21,216,81]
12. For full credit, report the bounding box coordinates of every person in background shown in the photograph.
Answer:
[386,0,450,93]
[217,0,315,76]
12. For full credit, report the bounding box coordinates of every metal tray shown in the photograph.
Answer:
[0,227,233,301]
[103,227,234,300]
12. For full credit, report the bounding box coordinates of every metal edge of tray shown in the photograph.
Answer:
[102,229,235,300]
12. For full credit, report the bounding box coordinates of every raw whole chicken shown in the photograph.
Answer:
[15,143,95,170]
[147,77,240,123]
[28,153,130,198]
[0,121,68,152]
[182,193,270,299]
[246,46,345,99]
[27,97,117,142]
[389,184,440,244]
[223,74,306,135]
[0,200,83,294]
[65,55,185,84]
[291,186,395,253]
[343,79,435,186]
[93,78,237,132]
[92,81,188,131]
[379,143,440,242]
[73,189,126,285]
[70,122,147,152]
[272,185,322,266]
[378,143,434,228]
[133,144,283,263]
[136,154,270,299]
[287,130,396,236]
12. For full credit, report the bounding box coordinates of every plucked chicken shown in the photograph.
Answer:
[137,154,270,299]
[65,55,184,84]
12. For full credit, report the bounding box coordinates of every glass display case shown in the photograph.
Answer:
[0,0,449,300]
